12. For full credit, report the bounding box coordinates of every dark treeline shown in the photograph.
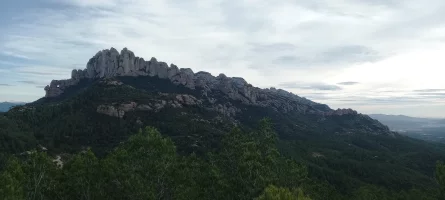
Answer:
[1,77,445,199]
[1,120,444,200]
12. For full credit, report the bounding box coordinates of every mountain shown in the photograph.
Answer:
[32,47,393,153]
[1,48,444,199]
[0,102,25,112]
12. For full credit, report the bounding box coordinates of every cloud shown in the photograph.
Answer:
[318,45,382,65]
[12,65,71,78]
[18,80,49,85]
[413,89,445,92]
[250,43,296,53]
[300,93,426,104]
[272,56,301,65]
[268,45,381,68]
[18,80,39,84]
[0,0,445,117]
[415,92,445,96]
[279,82,342,91]
[0,84,13,86]
[1,51,33,60]
[337,81,360,85]
[17,71,65,76]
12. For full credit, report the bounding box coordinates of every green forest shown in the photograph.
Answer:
[0,121,444,199]
[0,77,445,199]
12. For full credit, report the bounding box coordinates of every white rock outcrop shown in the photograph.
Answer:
[45,47,345,115]
[97,105,125,118]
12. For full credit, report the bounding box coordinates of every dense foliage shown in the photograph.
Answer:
[404,127,445,144]
[0,122,444,199]
[0,76,445,199]
[0,122,314,200]
[437,161,445,199]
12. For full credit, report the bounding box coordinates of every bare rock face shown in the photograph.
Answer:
[100,79,123,86]
[215,74,257,104]
[136,104,152,111]
[195,71,217,96]
[45,47,355,116]
[168,64,180,79]
[95,98,210,118]
[119,48,136,75]
[44,79,79,97]
[209,103,240,117]
[153,100,167,111]
[96,102,144,117]
[86,48,120,78]
[118,102,138,112]
[175,94,201,105]
[97,105,125,118]
[325,108,358,116]
[146,57,170,79]
[176,68,196,88]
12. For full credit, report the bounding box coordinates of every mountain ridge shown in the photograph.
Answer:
[2,48,445,198]
[44,47,373,119]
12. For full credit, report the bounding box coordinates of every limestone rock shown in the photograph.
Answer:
[170,68,195,89]
[119,102,137,112]
[175,94,201,105]
[86,48,120,78]
[100,79,123,86]
[44,79,79,97]
[97,105,124,118]
[325,108,358,116]
[168,64,180,78]
[169,101,183,108]
[194,71,217,95]
[53,155,63,168]
[137,104,152,111]
[147,58,169,78]
[119,48,136,75]
[44,47,347,117]
[209,103,240,117]
[153,100,167,111]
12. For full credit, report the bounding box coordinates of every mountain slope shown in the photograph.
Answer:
[1,48,444,196]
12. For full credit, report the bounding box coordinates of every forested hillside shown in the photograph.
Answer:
[1,122,445,199]
[0,76,443,199]
[0,48,445,199]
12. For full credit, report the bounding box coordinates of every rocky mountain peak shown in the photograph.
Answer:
[44,47,361,116]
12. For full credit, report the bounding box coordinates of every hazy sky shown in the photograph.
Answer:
[1,0,445,117]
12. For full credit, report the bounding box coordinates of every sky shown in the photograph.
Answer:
[0,0,445,118]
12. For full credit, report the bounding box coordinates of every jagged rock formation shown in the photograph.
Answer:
[45,47,356,117]
[97,105,125,118]
[95,94,241,118]
[325,108,358,116]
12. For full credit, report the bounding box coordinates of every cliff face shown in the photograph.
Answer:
[44,48,370,119]
[28,47,394,155]
[45,48,328,112]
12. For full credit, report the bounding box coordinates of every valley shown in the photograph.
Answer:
[369,114,445,143]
